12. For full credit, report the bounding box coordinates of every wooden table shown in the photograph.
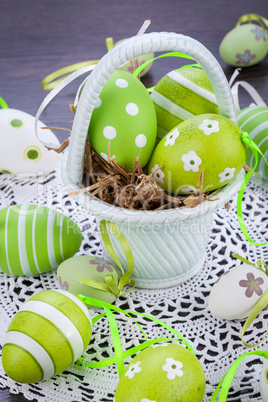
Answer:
[0,0,267,400]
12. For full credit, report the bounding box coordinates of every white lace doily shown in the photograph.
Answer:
[0,161,268,402]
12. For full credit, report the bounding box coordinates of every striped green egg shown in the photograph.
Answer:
[151,66,220,141]
[237,105,268,180]
[2,289,92,383]
[0,205,82,276]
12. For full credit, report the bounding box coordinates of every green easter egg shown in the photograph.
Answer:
[115,39,154,77]
[0,205,82,276]
[219,24,268,67]
[237,105,268,180]
[88,70,157,171]
[57,255,120,306]
[148,114,246,195]
[151,66,220,141]
[2,289,92,383]
[115,343,205,402]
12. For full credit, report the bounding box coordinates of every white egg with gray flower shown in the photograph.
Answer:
[208,263,268,320]
[0,108,61,176]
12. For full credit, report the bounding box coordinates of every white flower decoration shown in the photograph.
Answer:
[151,164,165,184]
[162,357,184,380]
[181,151,202,173]
[140,399,157,402]
[164,128,180,147]
[125,361,142,379]
[181,186,200,195]
[151,342,170,348]
[199,119,219,135]
[219,167,236,183]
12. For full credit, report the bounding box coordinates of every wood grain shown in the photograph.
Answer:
[0,0,267,400]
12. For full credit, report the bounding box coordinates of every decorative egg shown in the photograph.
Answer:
[151,66,220,141]
[0,204,82,276]
[0,108,61,176]
[148,113,246,195]
[260,360,268,402]
[114,39,154,77]
[115,343,206,402]
[2,289,92,383]
[208,263,268,320]
[219,24,268,67]
[237,105,268,180]
[88,70,157,171]
[57,255,120,306]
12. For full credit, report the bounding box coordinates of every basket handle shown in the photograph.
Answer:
[67,31,236,185]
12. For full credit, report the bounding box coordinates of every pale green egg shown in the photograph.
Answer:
[237,105,268,180]
[219,24,268,67]
[57,255,120,306]
[88,70,157,171]
[151,66,220,141]
[2,289,92,383]
[148,114,246,195]
[115,343,205,402]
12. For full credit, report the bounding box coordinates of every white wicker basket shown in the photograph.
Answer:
[61,32,244,289]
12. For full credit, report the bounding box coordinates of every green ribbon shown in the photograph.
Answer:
[0,97,8,109]
[77,295,194,378]
[236,14,268,30]
[238,132,268,247]
[210,350,268,401]
[80,220,135,298]
[133,51,200,78]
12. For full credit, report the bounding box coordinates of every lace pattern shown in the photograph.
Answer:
[0,165,267,401]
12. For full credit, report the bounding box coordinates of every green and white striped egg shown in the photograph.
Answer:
[151,66,220,141]
[0,204,82,276]
[2,289,92,383]
[237,105,268,180]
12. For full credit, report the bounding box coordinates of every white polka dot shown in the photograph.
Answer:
[115,79,128,88]
[135,134,147,148]
[103,126,117,140]
[126,103,139,116]
[100,152,108,161]
[95,98,102,109]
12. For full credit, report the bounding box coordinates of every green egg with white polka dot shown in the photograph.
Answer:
[2,289,92,383]
[151,66,220,141]
[148,114,246,195]
[115,343,206,402]
[88,70,157,171]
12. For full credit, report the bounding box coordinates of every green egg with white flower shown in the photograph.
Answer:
[237,105,268,180]
[151,66,220,141]
[148,114,246,195]
[88,70,157,171]
[115,343,206,402]
[219,24,268,67]
[57,255,120,306]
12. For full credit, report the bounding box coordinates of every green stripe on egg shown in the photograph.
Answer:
[237,106,268,180]
[151,66,220,140]
[0,205,82,276]
[2,290,92,383]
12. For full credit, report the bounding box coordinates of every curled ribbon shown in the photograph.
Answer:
[236,13,268,30]
[80,219,135,299]
[238,132,268,247]
[76,295,194,378]
[210,350,268,401]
